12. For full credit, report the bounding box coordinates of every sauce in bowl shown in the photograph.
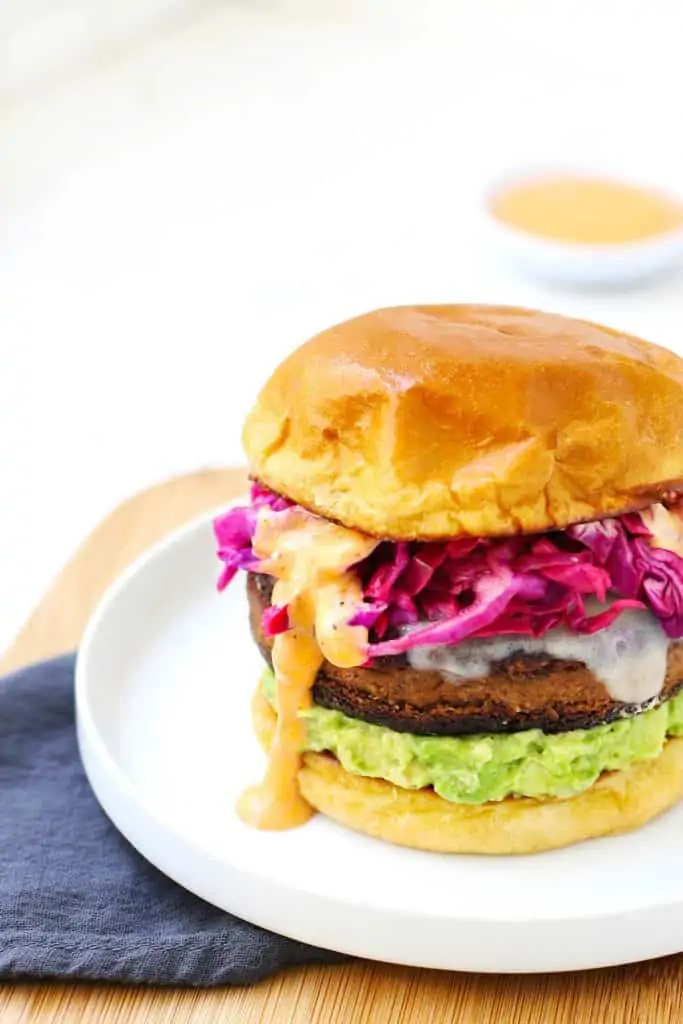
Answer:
[490,175,683,245]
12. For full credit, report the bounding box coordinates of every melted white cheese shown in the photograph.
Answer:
[407,607,669,705]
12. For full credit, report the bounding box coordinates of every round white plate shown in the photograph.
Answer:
[76,502,683,973]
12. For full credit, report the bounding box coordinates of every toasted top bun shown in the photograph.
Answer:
[243,304,683,539]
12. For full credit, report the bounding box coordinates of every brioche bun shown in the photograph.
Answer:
[253,688,683,854]
[243,305,683,539]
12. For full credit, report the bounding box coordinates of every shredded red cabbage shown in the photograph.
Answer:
[213,486,683,654]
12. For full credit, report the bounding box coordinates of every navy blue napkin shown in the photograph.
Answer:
[0,656,345,985]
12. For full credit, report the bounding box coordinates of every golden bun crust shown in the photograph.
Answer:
[243,305,683,538]
[253,689,683,854]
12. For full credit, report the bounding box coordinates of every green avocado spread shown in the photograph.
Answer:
[261,669,683,803]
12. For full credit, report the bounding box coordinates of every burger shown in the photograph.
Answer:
[214,304,683,854]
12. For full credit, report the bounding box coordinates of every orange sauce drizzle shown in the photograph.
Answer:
[641,503,683,558]
[237,507,378,830]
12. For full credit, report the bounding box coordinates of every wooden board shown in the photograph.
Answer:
[1,467,682,1023]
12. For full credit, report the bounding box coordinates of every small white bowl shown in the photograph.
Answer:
[481,167,683,287]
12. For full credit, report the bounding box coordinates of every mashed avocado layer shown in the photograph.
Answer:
[261,669,683,803]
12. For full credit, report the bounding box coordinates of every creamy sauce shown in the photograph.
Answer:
[641,503,683,557]
[237,508,377,830]
[407,606,669,706]
[491,176,683,244]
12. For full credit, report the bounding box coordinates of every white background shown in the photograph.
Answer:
[2,0,683,655]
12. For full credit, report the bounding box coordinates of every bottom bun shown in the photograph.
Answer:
[252,688,683,854]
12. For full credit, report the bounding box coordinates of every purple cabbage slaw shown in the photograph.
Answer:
[213,485,683,657]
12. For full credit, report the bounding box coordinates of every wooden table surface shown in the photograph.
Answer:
[1,467,681,1023]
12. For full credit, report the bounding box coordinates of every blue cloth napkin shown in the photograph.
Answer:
[0,655,344,985]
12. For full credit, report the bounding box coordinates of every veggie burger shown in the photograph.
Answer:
[214,304,683,854]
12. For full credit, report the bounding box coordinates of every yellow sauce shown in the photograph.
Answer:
[237,507,378,830]
[491,176,683,244]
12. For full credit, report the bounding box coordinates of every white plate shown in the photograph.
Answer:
[76,502,683,973]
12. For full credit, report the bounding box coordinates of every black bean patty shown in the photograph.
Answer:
[247,572,683,735]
